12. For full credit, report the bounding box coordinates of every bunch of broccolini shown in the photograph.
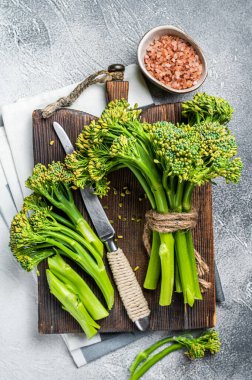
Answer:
[129,329,221,379]
[65,93,242,308]
[10,162,114,338]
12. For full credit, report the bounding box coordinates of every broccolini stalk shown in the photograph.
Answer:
[48,254,109,320]
[26,161,103,256]
[130,330,221,380]
[23,194,102,264]
[46,270,98,339]
[66,95,242,308]
[66,100,174,306]
[147,118,242,305]
[10,207,114,309]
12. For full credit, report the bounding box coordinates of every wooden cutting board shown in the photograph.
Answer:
[33,81,215,333]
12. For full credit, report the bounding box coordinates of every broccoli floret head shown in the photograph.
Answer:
[149,120,242,185]
[174,329,221,359]
[182,93,234,125]
[26,161,73,199]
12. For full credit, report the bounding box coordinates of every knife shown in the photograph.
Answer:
[53,121,150,331]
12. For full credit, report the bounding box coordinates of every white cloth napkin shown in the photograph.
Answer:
[0,64,153,367]
[0,126,23,210]
[0,159,17,227]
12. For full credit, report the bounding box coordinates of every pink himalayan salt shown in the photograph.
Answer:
[144,35,203,90]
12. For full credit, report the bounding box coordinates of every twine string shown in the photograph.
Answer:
[107,248,150,321]
[143,208,212,292]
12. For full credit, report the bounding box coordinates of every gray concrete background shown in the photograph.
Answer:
[0,0,251,379]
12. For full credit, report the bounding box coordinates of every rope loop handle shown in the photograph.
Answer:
[41,67,124,119]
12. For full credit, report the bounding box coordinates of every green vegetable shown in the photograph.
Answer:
[182,92,234,125]
[66,100,174,305]
[10,194,114,310]
[46,269,98,339]
[129,329,221,379]
[66,94,242,307]
[26,161,103,255]
[48,254,109,320]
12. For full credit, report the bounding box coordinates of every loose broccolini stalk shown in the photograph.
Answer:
[48,254,109,320]
[129,329,221,380]
[26,161,103,255]
[10,197,114,310]
[46,269,99,339]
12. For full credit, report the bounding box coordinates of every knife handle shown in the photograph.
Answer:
[107,248,150,327]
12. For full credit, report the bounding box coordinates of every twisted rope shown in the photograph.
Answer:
[107,248,150,322]
[41,70,124,119]
[143,209,211,292]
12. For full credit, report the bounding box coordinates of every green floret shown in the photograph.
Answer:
[150,120,242,189]
[26,161,103,255]
[182,92,234,125]
[174,329,221,359]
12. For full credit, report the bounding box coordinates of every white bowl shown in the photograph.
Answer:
[137,25,208,94]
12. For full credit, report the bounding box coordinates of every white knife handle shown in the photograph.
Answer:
[107,248,150,322]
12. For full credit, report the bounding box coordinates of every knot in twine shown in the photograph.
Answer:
[41,70,124,119]
[143,209,211,292]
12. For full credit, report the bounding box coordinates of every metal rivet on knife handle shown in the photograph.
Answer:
[107,248,150,327]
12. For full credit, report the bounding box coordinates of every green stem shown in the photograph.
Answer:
[51,212,75,229]
[159,233,174,306]
[143,231,160,290]
[173,181,184,212]
[70,209,104,256]
[134,149,168,213]
[162,173,175,210]
[45,234,114,309]
[130,337,173,374]
[46,269,98,339]
[58,224,103,267]
[186,232,202,300]
[175,255,183,293]
[48,254,109,320]
[174,231,195,306]
[182,182,195,212]
[130,343,182,380]
[50,187,104,256]
[181,182,202,300]
[128,164,156,209]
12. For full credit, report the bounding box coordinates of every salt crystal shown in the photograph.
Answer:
[144,34,202,90]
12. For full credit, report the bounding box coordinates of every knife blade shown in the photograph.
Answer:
[53,121,150,331]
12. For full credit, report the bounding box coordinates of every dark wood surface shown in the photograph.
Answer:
[33,81,215,333]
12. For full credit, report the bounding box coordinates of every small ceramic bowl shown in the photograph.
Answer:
[137,25,208,94]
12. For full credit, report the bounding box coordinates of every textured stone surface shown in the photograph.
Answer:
[0,0,252,379]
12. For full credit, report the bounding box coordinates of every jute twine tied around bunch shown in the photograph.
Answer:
[41,69,124,119]
[143,208,212,292]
